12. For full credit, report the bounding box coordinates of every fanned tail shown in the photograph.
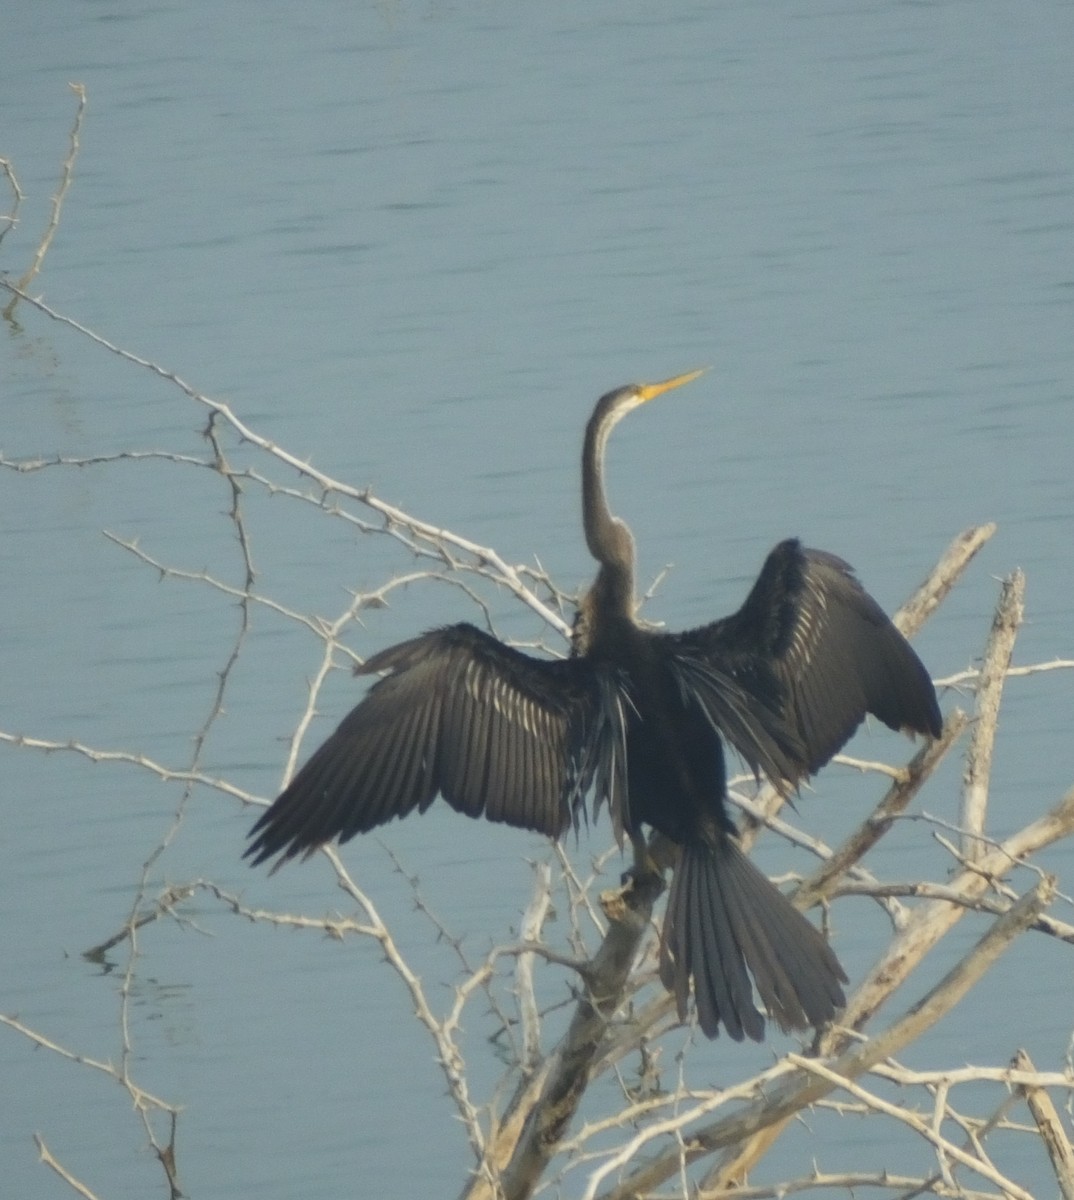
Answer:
[659,838,846,1041]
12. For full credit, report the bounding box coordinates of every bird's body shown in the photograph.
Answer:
[248,371,942,1040]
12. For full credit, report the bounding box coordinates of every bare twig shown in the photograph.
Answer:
[937,659,1074,690]
[83,883,200,960]
[3,82,86,320]
[0,154,25,248]
[0,1014,177,1115]
[32,1136,102,1200]
[0,731,257,804]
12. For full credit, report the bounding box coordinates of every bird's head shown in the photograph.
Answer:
[592,368,707,434]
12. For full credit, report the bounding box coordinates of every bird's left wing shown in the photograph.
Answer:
[667,539,941,786]
[246,623,613,867]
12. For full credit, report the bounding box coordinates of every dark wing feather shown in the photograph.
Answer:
[246,623,608,866]
[672,539,941,783]
[660,650,806,791]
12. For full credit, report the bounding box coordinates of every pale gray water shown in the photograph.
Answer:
[2,3,1073,1197]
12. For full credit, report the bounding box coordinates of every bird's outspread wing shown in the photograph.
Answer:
[246,623,612,866]
[670,539,941,784]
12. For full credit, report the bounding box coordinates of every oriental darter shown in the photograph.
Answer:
[247,370,941,1041]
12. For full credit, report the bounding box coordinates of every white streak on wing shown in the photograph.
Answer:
[519,696,535,736]
[468,660,539,738]
[465,658,482,703]
[791,577,827,667]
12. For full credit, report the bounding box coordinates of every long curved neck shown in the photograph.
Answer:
[582,403,636,621]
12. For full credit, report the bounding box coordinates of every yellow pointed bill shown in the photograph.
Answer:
[638,368,707,403]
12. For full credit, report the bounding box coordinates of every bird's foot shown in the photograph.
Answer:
[599,868,664,924]
[599,834,669,921]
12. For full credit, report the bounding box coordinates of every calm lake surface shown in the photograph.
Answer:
[2,3,1073,1197]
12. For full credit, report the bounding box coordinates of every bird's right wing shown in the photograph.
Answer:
[246,623,614,867]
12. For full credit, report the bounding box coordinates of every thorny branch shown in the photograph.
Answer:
[0,277,574,639]
[3,82,86,321]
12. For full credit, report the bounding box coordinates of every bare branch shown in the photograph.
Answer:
[517,861,555,1073]
[1013,1049,1074,1200]
[961,572,1024,862]
[893,523,996,638]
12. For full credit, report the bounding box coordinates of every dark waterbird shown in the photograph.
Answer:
[247,370,941,1040]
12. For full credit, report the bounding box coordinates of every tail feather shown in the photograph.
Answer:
[686,850,757,1040]
[719,864,835,1031]
[660,838,846,1041]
